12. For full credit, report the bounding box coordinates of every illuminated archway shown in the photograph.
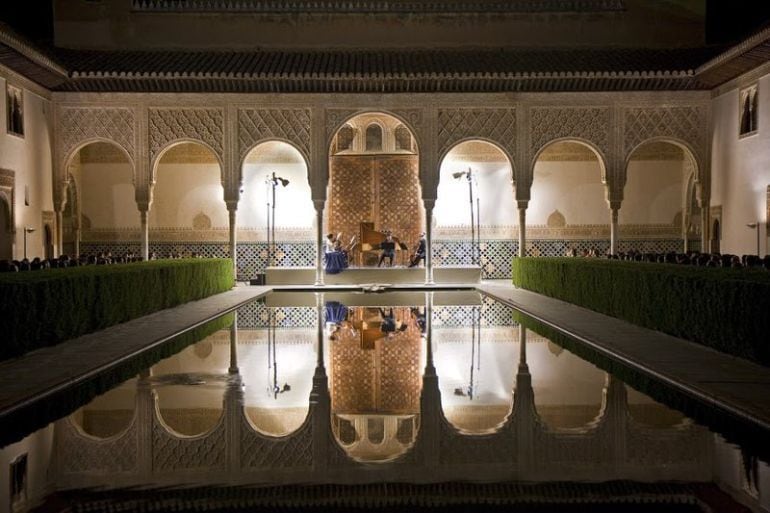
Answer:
[149,142,226,259]
[622,139,699,253]
[65,141,136,257]
[327,112,422,267]
[436,140,515,276]
[529,139,608,257]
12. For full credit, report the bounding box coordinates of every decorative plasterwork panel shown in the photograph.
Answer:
[390,109,424,141]
[149,108,224,165]
[238,108,311,163]
[58,107,135,165]
[437,109,516,163]
[623,106,705,164]
[530,107,610,159]
[326,109,361,142]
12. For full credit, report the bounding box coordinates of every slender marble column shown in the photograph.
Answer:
[228,312,239,374]
[139,209,149,261]
[610,206,619,255]
[54,209,64,256]
[424,200,435,284]
[314,200,325,286]
[228,206,237,279]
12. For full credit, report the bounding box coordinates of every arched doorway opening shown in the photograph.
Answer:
[43,224,54,260]
[0,192,12,261]
[327,113,422,267]
[436,140,514,277]
[529,140,607,257]
[622,141,699,254]
[62,177,79,257]
[238,141,314,279]
[66,141,136,258]
[712,218,721,254]
[150,142,225,259]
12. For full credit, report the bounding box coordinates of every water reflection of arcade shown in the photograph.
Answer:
[53,293,712,490]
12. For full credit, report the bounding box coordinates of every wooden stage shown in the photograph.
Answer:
[265,266,481,285]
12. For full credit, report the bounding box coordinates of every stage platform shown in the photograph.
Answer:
[264,266,481,286]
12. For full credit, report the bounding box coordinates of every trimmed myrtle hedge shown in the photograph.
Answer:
[512,257,770,365]
[0,258,234,360]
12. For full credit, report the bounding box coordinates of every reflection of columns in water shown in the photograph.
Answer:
[314,200,325,286]
[418,291,440,465]
[136,368,154,475]
[228,312,238,374]
[312,291,330,470]
[601,373,629,466]
[513,324,535,467]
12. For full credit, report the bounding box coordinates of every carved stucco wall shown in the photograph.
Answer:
[53,96,710,228]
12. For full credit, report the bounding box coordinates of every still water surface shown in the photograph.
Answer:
[2,291,766,512]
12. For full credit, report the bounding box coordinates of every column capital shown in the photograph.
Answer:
[517,200,529,211]
[226,200,238,213]
[422,198,436,212]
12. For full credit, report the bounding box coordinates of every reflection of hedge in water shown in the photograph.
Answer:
[512,257,770,365]
[0,313,234,448]
[0,258,234,360]
[512,310,770,464]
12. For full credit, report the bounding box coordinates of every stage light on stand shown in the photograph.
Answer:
[452,168,480,266]
[747,222,761,256]
[266,172,291,267]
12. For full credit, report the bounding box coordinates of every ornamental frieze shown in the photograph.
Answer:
[149,108,225,165]
[57,107,136,164]
[623,106,706,162]
[238,108,311,163]
[437,108,516,163]
[529,107,610,159]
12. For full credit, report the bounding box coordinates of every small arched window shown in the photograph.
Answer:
[365,124,383,152]
[336,124,355,152]
[394,124,412,152]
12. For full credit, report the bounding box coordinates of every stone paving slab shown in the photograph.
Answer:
[478,281,770,431]
[0,286,270,420]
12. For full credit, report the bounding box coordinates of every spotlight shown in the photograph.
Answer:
[272,176,290,187]
[452,171,467,179]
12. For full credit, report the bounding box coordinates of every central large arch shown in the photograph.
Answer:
[326,112,423,267]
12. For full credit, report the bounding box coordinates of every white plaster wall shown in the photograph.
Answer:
[79,162,138,228]
[436,159,516,228]
[149,163,227,228]
[0,74,54,260]
[620,159,684,225]
[711,73,770,257]
[239,162,315,230]
[529,160,606,225]
[0,426,54,513]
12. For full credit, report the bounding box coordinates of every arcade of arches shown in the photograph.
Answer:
[12,108,729,282]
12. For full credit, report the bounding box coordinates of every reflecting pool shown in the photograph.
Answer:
[1,291,767,512]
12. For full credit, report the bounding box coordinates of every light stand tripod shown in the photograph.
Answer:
[453,168,481,266]
[265,172,290,268]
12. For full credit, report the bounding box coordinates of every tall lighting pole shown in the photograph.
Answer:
[452,168,479,266]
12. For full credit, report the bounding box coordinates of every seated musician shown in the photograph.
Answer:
[377,231,396,267]
[325,233,337,254]
[408,232,426,267]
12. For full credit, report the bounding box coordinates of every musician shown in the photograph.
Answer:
[408,232,426,267]
[325,233,337,254]
[377,231,396,267]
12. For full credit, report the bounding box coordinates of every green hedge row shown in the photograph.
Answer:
[511,257,770,365]
[0,259,234,360]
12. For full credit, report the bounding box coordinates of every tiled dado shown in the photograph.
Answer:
[81,237,689,281]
